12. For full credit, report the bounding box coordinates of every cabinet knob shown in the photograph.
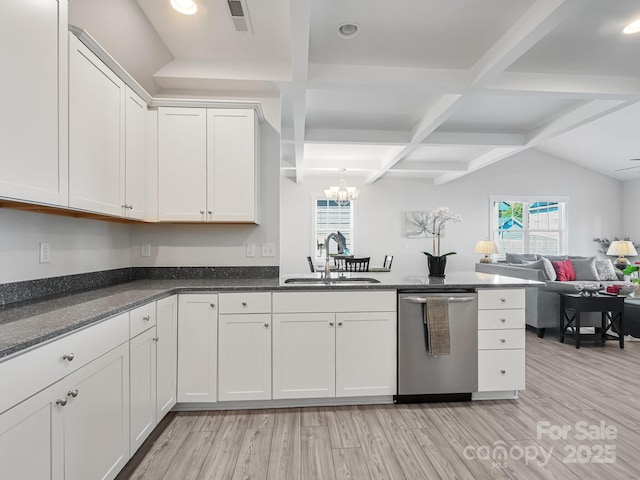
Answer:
[153,336,160,342]
[500,318,506,323]
[242,302,247,307]
[143,315,151,321]
[500,370,506,375]
[500,298,506,303]
[500,338,506,343]
[67,389,79,398]
[338,321,343,326]
[264,322,269,328]
[62,353,75,362]
[128,205,133,209]
[122,204,128,209]
[329,321,335,326]
[56,398,68,407]
[210,303,216,308]
[208,211,212,215]
[200,210,205,214]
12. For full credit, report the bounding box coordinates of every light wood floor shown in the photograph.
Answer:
[121,331,640,480]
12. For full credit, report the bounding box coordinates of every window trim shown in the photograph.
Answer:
[311,195,356,262]
[488,195,569,257]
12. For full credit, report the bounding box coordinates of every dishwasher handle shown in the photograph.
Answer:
[403,296,475,304]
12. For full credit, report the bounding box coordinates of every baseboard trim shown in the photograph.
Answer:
[472,390,519,401]
[172,396,394,411]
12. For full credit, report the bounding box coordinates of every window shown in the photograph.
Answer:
[489,196,567,256]
[313,199,354,260]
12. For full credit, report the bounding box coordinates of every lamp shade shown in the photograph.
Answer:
[474,240,498,255]
[606,240,638,256]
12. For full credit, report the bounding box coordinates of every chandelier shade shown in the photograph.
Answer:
[324,172,359,207]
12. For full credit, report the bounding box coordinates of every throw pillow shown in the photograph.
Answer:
[539,256,557,281]
[521,259,553,280]
[572,257,600,281]
[505,253,538,264]
[595,259,618,281]
[551,259,576,281]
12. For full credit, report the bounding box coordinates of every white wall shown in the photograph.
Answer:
[280,149,623,275]
[129,97,281,267]
[0,209,130,284]
[622,179,640,242]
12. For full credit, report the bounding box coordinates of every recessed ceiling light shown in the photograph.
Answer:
[171,0,198,15]
[337,23,360,38]
[623,18,640,34]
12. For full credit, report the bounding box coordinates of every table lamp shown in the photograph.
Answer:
[606,240,638,269]
[474,239,498,263]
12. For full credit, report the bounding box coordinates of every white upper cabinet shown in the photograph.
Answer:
[158,107,259,223]
[124,87,148,220]
[206,109,258,222]
[158,108,208,222]
[0,0,68,206]
[69,34,126,217]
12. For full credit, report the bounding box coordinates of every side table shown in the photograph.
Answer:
[559,293,624,349]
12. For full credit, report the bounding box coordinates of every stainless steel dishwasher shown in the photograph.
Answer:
[395,290,478,403]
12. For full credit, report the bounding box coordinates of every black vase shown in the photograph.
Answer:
[427,255,447,277]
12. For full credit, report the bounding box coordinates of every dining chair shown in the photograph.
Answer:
[344,257,370,272]
[307,256,315,273]
[334,255,353,271]
[383,255,394,270]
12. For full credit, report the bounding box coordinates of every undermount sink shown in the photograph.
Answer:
[284,277,381,285]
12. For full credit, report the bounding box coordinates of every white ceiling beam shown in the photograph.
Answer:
[305,128,411,145]
[302,159,383,171]
[391,161,468,172]
[287,0,311,183]
[433,99,634,185]
[469,0,583,86]
[307,63,469,92]
[485,72,640,100]
[424,132,526,147]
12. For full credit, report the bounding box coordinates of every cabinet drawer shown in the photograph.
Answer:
[218,292,271,314]
[130,302,156,338]
[478,289,525,310]
[273,291,396,313]
[0,312,129,415]
[478,329,525,350]
[478,349,525,392]
[478,309,525,330]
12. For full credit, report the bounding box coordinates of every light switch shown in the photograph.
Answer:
[141,243,151,257]
[246,243,256,257]
[261,243,275,257]
[39,243,51,263]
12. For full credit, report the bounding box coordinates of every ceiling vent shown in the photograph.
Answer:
[227,0,253,33]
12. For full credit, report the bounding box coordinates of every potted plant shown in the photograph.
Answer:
[421,206,463,277]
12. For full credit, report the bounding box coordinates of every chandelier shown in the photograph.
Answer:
[324,169,360,207]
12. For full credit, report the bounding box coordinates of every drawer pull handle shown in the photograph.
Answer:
[500,338,506,343]
[500,318,506,323]
[68,389,79,398]
[153,336,159,342]
[242,302,247,307]
[264,322,269,328]
[143,315,151,321]
[56,398,68,407]
[500,298,506,303]
[329,321,335,326]
[62,353,75,362]
[500,370,506,375]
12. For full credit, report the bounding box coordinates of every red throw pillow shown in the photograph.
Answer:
[551,259,576,281]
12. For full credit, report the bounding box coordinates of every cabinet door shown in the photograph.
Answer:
[124,87,147,220]
[62,343,130,480]
[158,108,207,221]
[129,327,156,455]
[335,312,396,397]
[69,34,125,216]
[0,0,68,205]
[272,313,336,399]
[177,294,218,402]
[156,295,178,420]
[218,314,271,401]
[206,109,257,222]
[0,385,63,480]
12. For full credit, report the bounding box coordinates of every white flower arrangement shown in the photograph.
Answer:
[423,206,463,257]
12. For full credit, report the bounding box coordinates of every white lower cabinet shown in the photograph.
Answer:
[177,294,218,402]
[1,341,132,480]
[156,295,178,419]
[129,327,156,454]
[272,291,397,400]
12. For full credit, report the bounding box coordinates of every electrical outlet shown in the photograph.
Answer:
[246,243,256,257]
[141,243,151,257]
[261,243,275,257]
[39,243,51,263]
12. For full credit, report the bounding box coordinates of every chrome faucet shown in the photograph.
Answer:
[324,232,346,277]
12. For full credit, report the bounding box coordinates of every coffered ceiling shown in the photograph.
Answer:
[73,0,640,183]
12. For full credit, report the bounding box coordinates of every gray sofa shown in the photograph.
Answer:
[475,259,630,338]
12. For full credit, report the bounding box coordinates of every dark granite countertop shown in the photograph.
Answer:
[0,271,541,360]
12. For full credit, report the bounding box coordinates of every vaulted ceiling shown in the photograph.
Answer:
[73,0,640,183]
